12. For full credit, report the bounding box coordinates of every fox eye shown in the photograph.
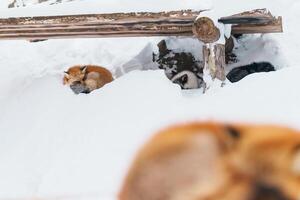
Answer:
[225,125,241,139]
[219,125,241,150]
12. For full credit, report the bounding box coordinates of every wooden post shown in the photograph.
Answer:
[193,17,226,91]
[202,44,226,81]
[192,17,220,43]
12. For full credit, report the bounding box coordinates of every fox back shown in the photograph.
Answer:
[119,122,300,200]
[63,65,114,92]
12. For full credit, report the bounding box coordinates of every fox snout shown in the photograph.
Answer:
[72,81,82,85]
[70,82,89,94]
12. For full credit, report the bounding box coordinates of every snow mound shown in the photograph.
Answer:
[1,67,300,199]
[0,0,300,199]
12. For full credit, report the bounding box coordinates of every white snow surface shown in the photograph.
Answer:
[0,0,212,16]
[0,0,300,199]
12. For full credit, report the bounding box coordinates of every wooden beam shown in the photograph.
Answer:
[0,10,199,40]
[0,11,200,26]
[219,9,283,34]
[0,9,283,40]
[218,9,275,24]
[231,16,283,34]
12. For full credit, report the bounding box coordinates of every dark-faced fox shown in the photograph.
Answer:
[119,122,300,200]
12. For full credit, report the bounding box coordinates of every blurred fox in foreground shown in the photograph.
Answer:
[63,65,114,94]
[119,122,300,200]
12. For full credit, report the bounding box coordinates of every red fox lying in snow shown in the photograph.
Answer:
[119,122,300,200]
[63,65,114,94]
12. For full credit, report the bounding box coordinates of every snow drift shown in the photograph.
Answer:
[0,0,300,199]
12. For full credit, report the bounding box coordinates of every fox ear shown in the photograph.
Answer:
[291,145,300,175]
[180,74,188,84]
[64,71,69,77]
[80,66,87,73]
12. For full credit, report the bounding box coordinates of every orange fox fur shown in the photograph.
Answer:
[119,122,300,200]
[63,65,114,92]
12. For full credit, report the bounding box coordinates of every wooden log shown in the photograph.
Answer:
[0,10,199,40]
[218,9,275,24]
[219,8,283,34]
[192,16,226,89]
[0,30,194,40]
[231,16,283,34]
[225,36,237,64]
[225,36,234,54]
[192,17,220,43]
[0,11,200,26]
[0,9,282,40]
[203,44,226,82]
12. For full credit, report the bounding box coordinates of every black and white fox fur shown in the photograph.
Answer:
[171,70,202,89]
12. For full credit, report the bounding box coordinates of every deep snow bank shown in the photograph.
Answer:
[0,0,300,199]
[0,70,180,199]
[1,68,300,199]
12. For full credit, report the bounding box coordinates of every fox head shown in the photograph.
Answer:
[63,65,87,85]
[228,125,300,199]
[119,122,300,200]
[171,70,200,89]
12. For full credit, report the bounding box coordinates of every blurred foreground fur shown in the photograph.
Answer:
[119,122,300,200]
[63,65,114,94]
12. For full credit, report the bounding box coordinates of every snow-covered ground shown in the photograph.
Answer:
[0,0,300,199]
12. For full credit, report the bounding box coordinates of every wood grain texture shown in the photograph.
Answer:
[0,10,198,39]
[203,44,226,82]
[231,17,283,34]
[192,17,220,43]
[218,8,275,24]
[0,9,282,40]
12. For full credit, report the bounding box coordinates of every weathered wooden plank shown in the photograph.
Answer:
[0,10,198,39]
[0,31,194,40]
[218,9,275,24]
[0,9,283,40]
[0,10,199,26]
[231,16,283,34]
[0,20,194,29]
[0,29,194,39]
[218,8,283,34]
[0,23,193,33]
[0,22,282,38]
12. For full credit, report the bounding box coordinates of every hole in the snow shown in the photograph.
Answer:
[152,34,284,90]
[153,39,204,90]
